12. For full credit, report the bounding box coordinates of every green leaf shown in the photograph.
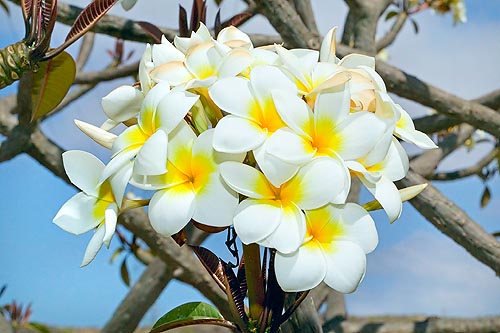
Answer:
[410,17,419,34]
[31,51,75,121]
[151,302,225,333]
[480,186,491,208]
[25,322,51,333]
[385,10,398,21]
[120,258,130,286]
[214,0,224,5]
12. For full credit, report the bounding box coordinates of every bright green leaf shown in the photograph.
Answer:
[151,302,224,333]
[31,51,76,121]
[385,10,398,21]
[120,258,130,286]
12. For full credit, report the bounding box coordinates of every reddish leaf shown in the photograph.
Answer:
[136,21,163,43]
[178,5,189,37]
[192,221,227,234]
[222,12,252,29]
[191,246,227,292]
[222,262,248,324]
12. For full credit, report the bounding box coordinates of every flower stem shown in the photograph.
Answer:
[242,243,265,321]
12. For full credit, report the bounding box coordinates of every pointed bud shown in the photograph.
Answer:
[74,119,117,149]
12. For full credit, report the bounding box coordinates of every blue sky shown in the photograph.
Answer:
[1,0,499,327]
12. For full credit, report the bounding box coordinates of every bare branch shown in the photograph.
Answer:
[101,257,173,333]
[292,0,319,36]
[397,170,500,276]
[323,315,500,333]
[430,147,499,181]
[376,11,408,51]
[74,61,138,85]
[76,32,96,71]
[282,294,323,333]
[0,95,17,135]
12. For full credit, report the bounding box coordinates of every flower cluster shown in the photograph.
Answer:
[54,24,435,293]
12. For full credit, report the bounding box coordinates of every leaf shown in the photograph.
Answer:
[25,323,51,333]
[151,302,233,333]
[31,0,58,59]
[222,262,248,324]
[136,21,163,43]
[21,0,33,21]
[178,5,189,37]
[192,221,227,234]
[191,246,227,292]
[410,17,419,34]
[120,258,130,286]
[109,247,124,264]
[480,186,491,208]
[214,9,222,38]
[0,285,6,299]
[221,12,252,29]
[492,231,500,238]
[31,51,76,121]
[214,0,223,5]
[385,10,398,21]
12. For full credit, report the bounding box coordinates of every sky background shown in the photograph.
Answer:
[0,0,499,328]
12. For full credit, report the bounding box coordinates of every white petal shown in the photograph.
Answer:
[217,49,253,78]
[250,65,296,104]
[319,27,338,63]
[74,119,116,150]
[150,62,193,85]
[101,85,143,123]
[380,138,409,181]
[272,90,313,139]
[361,176,402,223]
[209,77,254,119]
[338,54,375,69]
[260,203,306,254]
[253,142,299,187]
[335,112,386,161]
[314,81,351,128]
[81,225,106,267]
[63,150,104,196]
[358,65,386,92]
[111,125,146,156]
[266,128,315,164]
[217,26,252,46]
[213,116,266,153]
[396,127,438,149]
[282,157,349,210]
[234,199,282,245]
[148,184,196,236]
[220,161,276,199]
[139,44,153,94]
[275,242,327,292]
[323,241,366,293]
[103,203,118,247]
[360,130,393,167]
[53,192,101,235]
[330,203,378,253]
[101,148,139,184]
[346,160,381,184]
[193,172,239,227]
[185,42,219,80]
[134,129,168,176]
[275,46,312,91]
[156,90,199,132]
[109,160,133,207]
[152,40,185,67]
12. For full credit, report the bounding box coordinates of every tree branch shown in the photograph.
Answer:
[430,147,499,181]
[100,257,173,333]
[376,11,408,51]
[292,0,319,37]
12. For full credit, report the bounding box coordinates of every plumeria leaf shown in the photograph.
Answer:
[25,323,51,333]
[214,9,221,36]
[480,186,491,208]
[150,302,235,333]
[178,5,189,37]
[191,246,227,292]
[109,247,124,264]
[31,0,58,59]
[237,260,247,298]
[31,51,76,121]
[385,10,398,21]
[192,221,227,234]
[410,17,419,34]
[136,21,163,43]
[120,257,131,286]
[221,12,252,29]
[171,229,187,246]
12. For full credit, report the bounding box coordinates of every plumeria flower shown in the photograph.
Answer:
[173,23,214,54]
[53,151,124,267]
[209,65,299,186]
[347,134,409,222]
[266,82,387,200]
[141,123,245,236]
[101,82,199,184]
[100,44,154,130]
[220,157,347,254]
[275,203,378,293]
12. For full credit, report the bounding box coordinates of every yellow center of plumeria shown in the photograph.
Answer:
[310,119,343,155]
[249,98,286,135]
[303,208,344,249]
[92,181,116,220]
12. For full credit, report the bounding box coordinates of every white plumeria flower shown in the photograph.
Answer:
[217,26,253,49]
[220,157,347,254]
[152,35,186,67]
[394,103,437,149]
[150,39,253,90]
[275,203,378,293]
[101,82,199,184]
[266,82,387,200]
[100,45,154,130]
[145,124,244,236]
[53,151,123,267]
[173,23,213,54]
[209,65,300,186]
[347,134,409,222]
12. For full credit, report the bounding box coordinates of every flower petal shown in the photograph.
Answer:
[53,192,102,235]
[152,37,185,66]
[80,225,106,267]
[209,77,254,119]
[213,115,267,154]
[63,150,104,196]
[380,138,409,181]
[101,148,139,184]
[275,242,327,292]
[148,183,196,236]
[266,128,315,164]
[134,129,168,176]
[156,90,199,132]
[74,119,116,150]
[109,160,133,207]
[260,203,306,254]
[150,61,193,85]
[101,85,143,123]
[217,49,253,78]
[338,54,375,69]
[253,142,299,187]
[272,90,313,139]
[103,203,118,247]
[234,199,282,245]
[282,157,349,210]
[314,81,351,130]
[319,27,338,63]
[361,176,402,223]
[323,241,366,293]
[220,161,276,199]
[250,65,296,104]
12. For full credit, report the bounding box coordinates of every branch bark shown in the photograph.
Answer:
[376,11,408,51]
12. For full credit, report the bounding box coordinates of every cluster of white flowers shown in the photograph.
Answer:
[53,24,436,293]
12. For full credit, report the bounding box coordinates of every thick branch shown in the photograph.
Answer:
[292,0,319,36]
[323,315,500,333]
[397,170,500,276]
[376,11,408,51]
[101,257,173,333]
